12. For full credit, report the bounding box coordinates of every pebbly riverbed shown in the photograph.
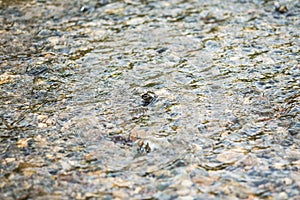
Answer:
[1,0,300,199]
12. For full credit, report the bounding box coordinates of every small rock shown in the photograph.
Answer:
[5,157,16,163]
[38,123,47,128]
[85,153,97,162]
[47,37,60,46]
[112,189,129,199]
[157,182,169,191]
[38,29,52,36]
[277,192,288,200]
[274,2,288,14]
[156,47,168,54]
[283,177,293,185]
[46,117,56,126]
[17,138,31,148]
[80,6,90,12]
[137,140,151,154]
[0,72,19,85]
[141,91,157,106]
[27,66,49,76]
[216,149,244,163]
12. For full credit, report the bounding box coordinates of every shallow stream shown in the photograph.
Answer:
[1,0,299,199]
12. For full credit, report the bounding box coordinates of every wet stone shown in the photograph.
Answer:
[156,47,168,54]
[26,66,49,76]
[136,140,151,154]
[37,29,52,36]
[277,192,288,200]
[141,91,157,106]
[112,135,133,146]
[274,2,288,14]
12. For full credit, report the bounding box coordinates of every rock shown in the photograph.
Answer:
[274,2,288,14]
[17,138,31,148]
[216,149,244,163]
[0,72,20,85]
[38,123,47,128]
[38,29,52,36]
[277,192,288,200]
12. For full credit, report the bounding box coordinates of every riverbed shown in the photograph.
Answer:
[1,0,299,199]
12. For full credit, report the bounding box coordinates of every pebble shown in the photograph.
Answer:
[178,196,194,200]
[216,149,244,163]
[47,37,60,46]
[157,182,169,191]
[38,123,47,128]
[283,177,293,185]
[277,192,288,200]
[37,29,52,36]
[0,72,19,85]
[37,114,47,122]
[112,190,129,199]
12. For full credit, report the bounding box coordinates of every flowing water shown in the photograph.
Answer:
[1,0,299,199]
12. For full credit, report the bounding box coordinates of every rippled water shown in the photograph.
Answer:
[1,0,299,199]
